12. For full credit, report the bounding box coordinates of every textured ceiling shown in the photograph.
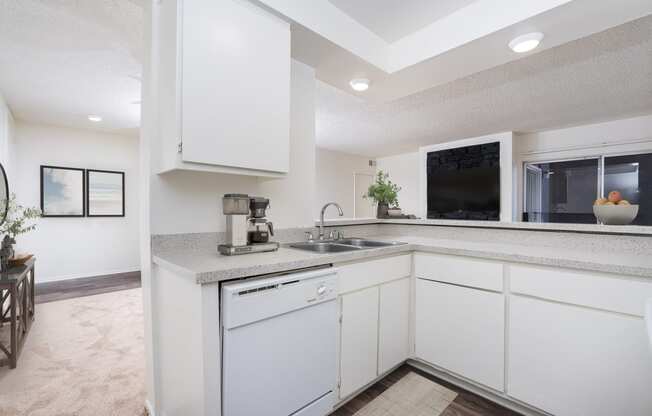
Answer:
[2,1,650,150]
[316,15,652,157]
[327,0,477,42]
[0,0,143,134]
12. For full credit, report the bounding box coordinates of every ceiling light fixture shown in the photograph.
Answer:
[87,115,102,122]
[508,32,544,53]
[350,78,370,92]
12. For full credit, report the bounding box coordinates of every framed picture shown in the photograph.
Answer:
[86,169,125,217]
[40,166,85,217]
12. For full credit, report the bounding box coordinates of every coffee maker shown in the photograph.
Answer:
[218,194,280,256]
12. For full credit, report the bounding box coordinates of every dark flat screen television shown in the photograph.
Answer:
[426,142,500,221]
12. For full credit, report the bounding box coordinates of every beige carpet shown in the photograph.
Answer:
[0,288,146,416]
[354,372,458,416]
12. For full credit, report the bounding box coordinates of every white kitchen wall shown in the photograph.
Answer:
[515,114,652,157]
[150,60,317,235]
[143,58,317,414]
[376,152,420,217]
[315,148,375,219]
[0,93,14,179]
[258,60,316,229]
[376,114,652,221]
[11,121,140,282]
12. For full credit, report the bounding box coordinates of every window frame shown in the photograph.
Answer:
[523,156,602,223]
[523,149,652,223]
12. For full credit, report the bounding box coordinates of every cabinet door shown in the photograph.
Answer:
[378,278,410,374]
[340,286,379,399]
[181,0,290,173]
[509,296,652,416]
[415,279,505,391]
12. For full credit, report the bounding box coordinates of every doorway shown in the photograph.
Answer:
[354,173,375,218]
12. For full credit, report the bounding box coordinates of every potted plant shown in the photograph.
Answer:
[364,171,401,218]
[0,194,40,272]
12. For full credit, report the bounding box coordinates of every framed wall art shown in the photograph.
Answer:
[40,166,85,217]
[86,169,125,217]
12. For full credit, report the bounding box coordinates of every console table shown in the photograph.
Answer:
[0,257,35,368]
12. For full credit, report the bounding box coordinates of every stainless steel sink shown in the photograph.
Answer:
[289,238,406,253]
[337,238,405,248]
[289,242,363,253]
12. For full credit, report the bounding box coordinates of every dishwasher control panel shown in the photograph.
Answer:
[221,268,338,330]
[305,279,337,304]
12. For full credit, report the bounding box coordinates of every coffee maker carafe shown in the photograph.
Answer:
[248,197,274,244]
[218,194,280,256]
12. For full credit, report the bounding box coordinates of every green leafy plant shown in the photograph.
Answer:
[364,171,401,207]
[1,194,41,239]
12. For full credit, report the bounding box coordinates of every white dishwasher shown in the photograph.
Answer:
[221,267,338,416]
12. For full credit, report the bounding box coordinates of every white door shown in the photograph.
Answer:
[509,296,652,416]
[415,279,505,391]
[340,286,379,398]
[525,164,543,222]
[181,0,290,173]
[378,278,410,374]
[354,173,375,218]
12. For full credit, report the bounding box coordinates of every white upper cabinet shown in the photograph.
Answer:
[157,0,290,176]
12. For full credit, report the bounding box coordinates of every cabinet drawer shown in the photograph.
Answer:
[510,264,652,316]
[414,253,503,292]
[338,254,411,294]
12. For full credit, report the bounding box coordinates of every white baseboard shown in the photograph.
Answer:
[407,359,552,416]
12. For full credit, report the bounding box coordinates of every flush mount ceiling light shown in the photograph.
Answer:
[87,115,102,122]
[508,32,544,53]
[350,78,370,92]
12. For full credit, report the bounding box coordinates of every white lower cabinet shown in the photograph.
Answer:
[378,278,411,374]
[509,295,652,416]
[339,286,379,399]
[415,278,505,391]
[338,255,412,400]
[337,254,652,415]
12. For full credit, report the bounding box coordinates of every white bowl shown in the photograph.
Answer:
[593,204,639,225]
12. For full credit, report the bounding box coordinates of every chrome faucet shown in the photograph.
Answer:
[319,202,343,240]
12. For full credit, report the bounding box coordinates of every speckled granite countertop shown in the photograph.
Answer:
[152,235,652,284]
[318,218,652,236]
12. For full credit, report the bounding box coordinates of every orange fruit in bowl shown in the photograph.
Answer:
[594,198,608,206]
[608,190,622,203]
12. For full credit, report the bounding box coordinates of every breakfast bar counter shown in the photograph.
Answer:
[153,233,652,284]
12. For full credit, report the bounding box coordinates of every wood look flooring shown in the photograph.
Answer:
[35,271,141,304]
[34,274,518,416]
[332,364,522,416]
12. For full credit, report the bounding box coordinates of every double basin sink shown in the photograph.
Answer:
[289,238,406,253]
